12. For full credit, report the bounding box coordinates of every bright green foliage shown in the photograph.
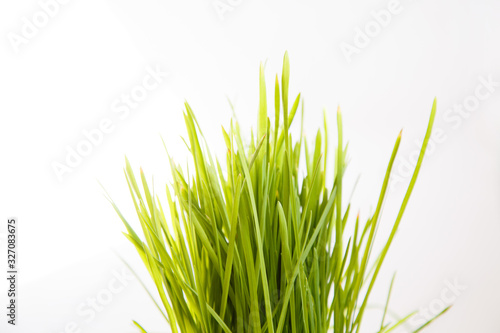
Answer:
[107,53,448,332]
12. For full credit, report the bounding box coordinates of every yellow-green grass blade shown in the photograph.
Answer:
[355,99,437,331]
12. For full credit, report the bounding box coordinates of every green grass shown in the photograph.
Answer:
[106,52,449,332]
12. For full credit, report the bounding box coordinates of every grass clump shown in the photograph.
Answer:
[107,52,447,332]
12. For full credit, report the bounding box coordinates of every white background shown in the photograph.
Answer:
[1,0,499,332]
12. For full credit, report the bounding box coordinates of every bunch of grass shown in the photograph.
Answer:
[107,53,447,333]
